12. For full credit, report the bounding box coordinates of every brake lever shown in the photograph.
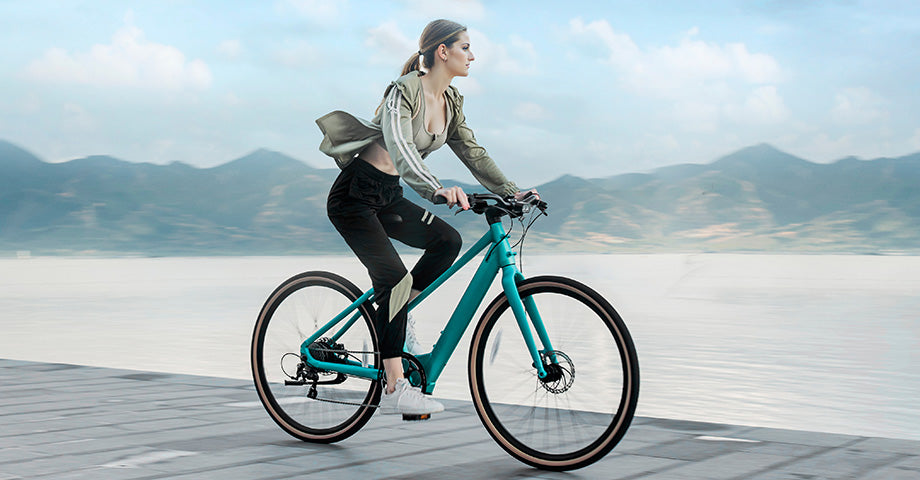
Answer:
[531,200,548,216]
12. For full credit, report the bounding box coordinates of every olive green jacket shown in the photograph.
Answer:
[316,71,518,202]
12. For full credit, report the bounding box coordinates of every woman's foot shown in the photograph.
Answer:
[378,378,444,415]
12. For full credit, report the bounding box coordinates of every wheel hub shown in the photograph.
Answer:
[538,350,575,394]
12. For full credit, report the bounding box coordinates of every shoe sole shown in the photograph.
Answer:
[377,406,443,416]
[402,413,431,421]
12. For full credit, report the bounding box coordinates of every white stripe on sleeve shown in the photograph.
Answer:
[387,88,441,192]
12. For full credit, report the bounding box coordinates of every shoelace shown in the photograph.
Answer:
[405,314,423,352]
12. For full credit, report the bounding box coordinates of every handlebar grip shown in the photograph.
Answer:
[432,195,447,205]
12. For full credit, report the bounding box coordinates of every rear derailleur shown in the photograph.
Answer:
[283,338,348,398]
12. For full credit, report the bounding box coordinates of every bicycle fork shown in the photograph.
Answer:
[499,259,558,380]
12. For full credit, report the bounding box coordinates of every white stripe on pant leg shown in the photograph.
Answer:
[426,214,434,225]
[421,211,429,223]
[388,273,413,323]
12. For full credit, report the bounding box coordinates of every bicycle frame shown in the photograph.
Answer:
[298,218,556,394]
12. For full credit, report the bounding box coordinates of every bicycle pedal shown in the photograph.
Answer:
[402,413,431,421]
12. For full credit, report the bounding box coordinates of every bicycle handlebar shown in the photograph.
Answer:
[434,192,547,221]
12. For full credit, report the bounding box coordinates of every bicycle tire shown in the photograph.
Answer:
[251,271,380,443]
[468,275,639,470]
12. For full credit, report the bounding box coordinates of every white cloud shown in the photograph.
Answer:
[23,24,211,90]
[831,87,888,125]
[468,29,537,75]
[451,76,482,95]
[151,138,177,161]
[568,18,781,98]
[19,95,43,115]
[802,133,855,161]
[910,128,920,150]
[568,17,639,65]
[62,103,95,131]
[277,0,345,22]
[512,101,547,121]
[218,40,243,60]
[224,93,243,107]
[724,86,790,124]
[365,21,416,65]
[671,101,721,133]
[567,18,788,134]
[728,44,780,83]
[595,133,683,172]
[401,0,485,21]
[273,40,321,68]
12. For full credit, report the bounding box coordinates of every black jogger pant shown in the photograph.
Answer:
[327,159,462,359]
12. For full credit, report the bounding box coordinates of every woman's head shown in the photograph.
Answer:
[401,19,472,76]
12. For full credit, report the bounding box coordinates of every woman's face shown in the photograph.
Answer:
[442,31,474,77]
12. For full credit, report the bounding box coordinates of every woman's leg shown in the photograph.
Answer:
[329,213,412,392]
[379,198,462,292]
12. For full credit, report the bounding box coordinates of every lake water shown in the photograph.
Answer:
[1,254,918,440]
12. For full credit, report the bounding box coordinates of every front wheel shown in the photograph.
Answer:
[469,276,639,471]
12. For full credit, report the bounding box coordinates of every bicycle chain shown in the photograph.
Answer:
[307,394,380,409]
[299,372,382,409]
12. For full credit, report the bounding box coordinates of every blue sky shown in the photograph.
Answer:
[1,0,918,186]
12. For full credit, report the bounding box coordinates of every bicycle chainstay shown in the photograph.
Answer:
[297,350,426,410]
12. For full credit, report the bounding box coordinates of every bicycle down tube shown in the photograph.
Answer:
[297,218,552,392]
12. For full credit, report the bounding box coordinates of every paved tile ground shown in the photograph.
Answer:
[1,358,918,479]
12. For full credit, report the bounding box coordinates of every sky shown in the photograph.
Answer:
[1,0,919,187]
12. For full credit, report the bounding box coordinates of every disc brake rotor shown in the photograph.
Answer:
[539,350,575,394]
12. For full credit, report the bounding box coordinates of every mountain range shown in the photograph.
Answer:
[1,139,918,255]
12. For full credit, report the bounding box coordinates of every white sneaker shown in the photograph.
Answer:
[378,378,445,415]
[404,313,425,356]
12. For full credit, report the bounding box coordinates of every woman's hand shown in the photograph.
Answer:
[514,189,540,201]
[435,186,470,210]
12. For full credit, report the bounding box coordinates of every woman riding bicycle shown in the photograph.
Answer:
[317,19,537,416]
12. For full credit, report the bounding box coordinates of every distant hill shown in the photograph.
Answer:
[1,139,919,255]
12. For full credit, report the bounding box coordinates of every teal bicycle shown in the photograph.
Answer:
[251,193,639,470]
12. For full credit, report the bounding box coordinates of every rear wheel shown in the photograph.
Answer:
[469,276,639,470]
[251,271,380,443]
